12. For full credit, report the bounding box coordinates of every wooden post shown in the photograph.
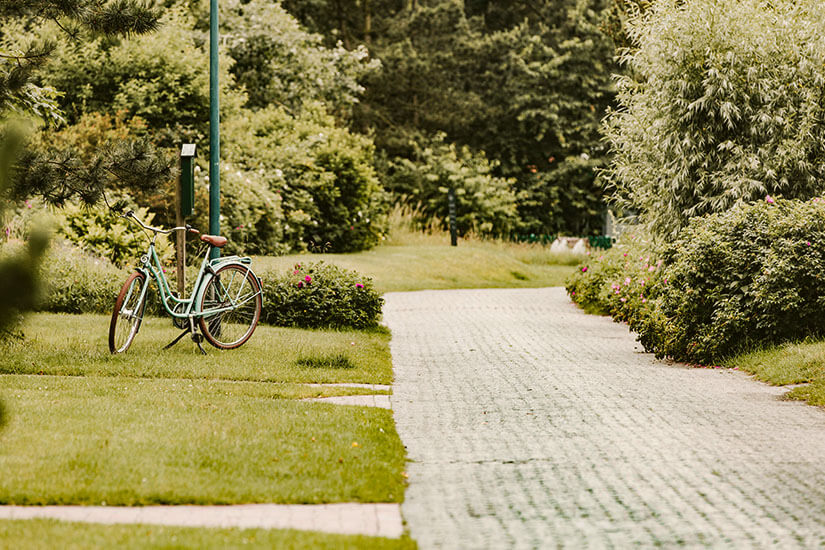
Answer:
[175,156,186,297]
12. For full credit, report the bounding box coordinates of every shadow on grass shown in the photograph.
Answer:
[295,353,356,369]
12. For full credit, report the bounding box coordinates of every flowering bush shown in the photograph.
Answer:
[259,261,382,329]
[569,199,825,364]
[566,231,666,353]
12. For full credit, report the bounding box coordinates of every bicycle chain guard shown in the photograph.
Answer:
[171,294,188,329]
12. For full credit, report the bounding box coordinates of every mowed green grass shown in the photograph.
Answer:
[0,313,393,384]
[0,375,404,505]
[0,520,417,550]
[255,230,579,293]
[726,340,825,407]
[0,313,405,506]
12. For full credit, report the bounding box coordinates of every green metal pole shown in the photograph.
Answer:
[208,0,220,260]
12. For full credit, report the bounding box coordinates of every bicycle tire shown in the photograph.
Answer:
[198,264,262,349]
[109,271,148,353]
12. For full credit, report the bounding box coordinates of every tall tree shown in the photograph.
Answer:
[284,0,618,235]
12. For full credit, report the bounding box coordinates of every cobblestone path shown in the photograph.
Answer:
[384,288,825,549]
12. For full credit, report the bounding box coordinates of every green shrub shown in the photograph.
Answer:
[654,198,825,363]
[38,240,126,314]
[260,261,383,329]
[55,202,174,269]
[385,134,519,238]
[605,0,825,237]
[223,106,389,253]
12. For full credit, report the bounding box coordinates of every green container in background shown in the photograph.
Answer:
[180,144,196,217]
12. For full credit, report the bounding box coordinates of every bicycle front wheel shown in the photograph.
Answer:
[198,264,262,349]
[109,271,148,353]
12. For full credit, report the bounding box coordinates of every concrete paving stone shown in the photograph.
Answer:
[0,503,403,538]
[384,287,825,549]
[306,383,393,392]
[303,394,392,409]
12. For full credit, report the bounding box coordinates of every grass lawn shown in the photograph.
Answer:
[0,375,405,505]
[726,340,825,407]
[0,313,393,385]
[0,312,406,509]
[254,226,580,293]
[0,520,417,550]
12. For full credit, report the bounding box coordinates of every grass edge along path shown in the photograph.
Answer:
[0,519,416,550]
[0,313,394,385]
[726,340,825,407]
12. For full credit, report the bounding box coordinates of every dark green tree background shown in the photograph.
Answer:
[282,0,618,236]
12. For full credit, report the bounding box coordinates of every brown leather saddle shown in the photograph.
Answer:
[200,234,228,248]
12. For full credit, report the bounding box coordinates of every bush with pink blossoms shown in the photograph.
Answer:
[259,261,382,329]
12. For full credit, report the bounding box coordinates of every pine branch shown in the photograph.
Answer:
[8,137,174,207]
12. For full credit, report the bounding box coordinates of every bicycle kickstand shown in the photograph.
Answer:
[188,318,207,355]
[191,332,207,355]
[163,327,191,350]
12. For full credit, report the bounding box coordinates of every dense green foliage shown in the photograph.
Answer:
[37,241,124,315]
[568,199,825,364]
[260,261,383,329]
[55,203,174,268]
[284,0,617,236]
[604,0,825,237]
[385,135,518,237]
[221,105,387,254]
[654,199,825,363]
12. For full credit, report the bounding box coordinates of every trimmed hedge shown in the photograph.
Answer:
[568,198,825,364]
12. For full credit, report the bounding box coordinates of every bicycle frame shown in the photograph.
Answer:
[125,223,261,324]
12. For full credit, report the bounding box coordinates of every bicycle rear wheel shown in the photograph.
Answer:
[109,271,148,353]
[199,264,262,349]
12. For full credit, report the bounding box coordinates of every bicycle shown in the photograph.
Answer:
[109,209,263,354]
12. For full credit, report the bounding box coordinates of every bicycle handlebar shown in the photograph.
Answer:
[122,210,200,236]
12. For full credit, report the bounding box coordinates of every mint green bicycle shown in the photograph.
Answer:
[109,210,263,354]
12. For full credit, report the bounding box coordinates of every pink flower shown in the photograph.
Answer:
[297,281,303,288]
[641,298,647,303]
[356,283,364,289]
[25,200,31,209]
[623,253,628,257]
[806,241,812,246]
[350,225,355,230]
[305,275,312,283]
[765,195,775,204]
[293,270,299,275]
[581,266,588,273]
[571,291,576,296]
[620,297,627,302]
[624,277,631,285]
[648,266,655,272]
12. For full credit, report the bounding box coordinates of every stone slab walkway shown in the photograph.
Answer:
[304,383,393,409]
[384,287,825,548]
[0,503,403,538]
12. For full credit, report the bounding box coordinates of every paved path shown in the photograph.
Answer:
[384,288,825,548]
[0,503,403,537]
